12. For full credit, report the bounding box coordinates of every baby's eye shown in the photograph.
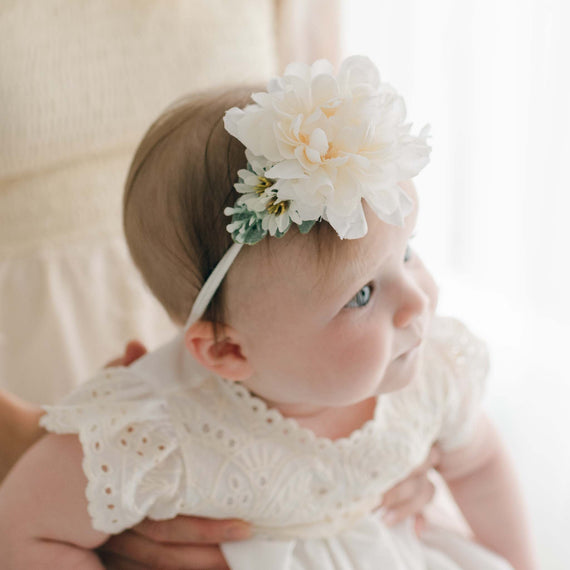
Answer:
[345,284,373,309]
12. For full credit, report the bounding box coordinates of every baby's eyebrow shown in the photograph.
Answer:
[326,249,383,302]
[313,214,417,304]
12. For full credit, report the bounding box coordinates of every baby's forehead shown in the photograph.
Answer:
[228,193,417,308]
[255,228,372,297]
[223,229,369,329]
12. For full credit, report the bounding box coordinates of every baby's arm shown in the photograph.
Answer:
[0,433,109,569]
[437,414,537,570]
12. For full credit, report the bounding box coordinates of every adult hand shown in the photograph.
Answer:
[105,339,148,368]
[380,444,442,535]
[99,517,251,570]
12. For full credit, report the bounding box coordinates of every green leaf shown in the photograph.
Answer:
[298,219,318,234]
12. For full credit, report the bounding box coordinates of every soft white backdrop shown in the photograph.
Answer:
[341,1,570,567]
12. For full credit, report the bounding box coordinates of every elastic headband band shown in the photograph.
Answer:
[184,242,243,330]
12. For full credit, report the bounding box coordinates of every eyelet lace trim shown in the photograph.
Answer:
[222,380,380,452]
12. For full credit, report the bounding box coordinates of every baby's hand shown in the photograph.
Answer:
[380,444,442,534]
[98,516,251,570]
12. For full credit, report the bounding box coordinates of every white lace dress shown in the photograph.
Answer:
[40,316,512,570]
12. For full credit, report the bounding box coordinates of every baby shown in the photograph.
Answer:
[0,56,536,569]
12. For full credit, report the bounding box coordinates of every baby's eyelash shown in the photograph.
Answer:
[344,282,374,309]
[404,234,416,262]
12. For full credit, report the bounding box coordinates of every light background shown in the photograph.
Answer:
[341,0,570,567]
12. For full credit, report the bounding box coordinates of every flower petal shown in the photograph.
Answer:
[325,201,368,239]
[245,149,274,175]
[284,61,312,81]
[292,146,317,172]
[309,128,329,155]
[224,106,282,161]
[266,160,307,179]
[311,73,339,108]
[310,59,335,78]
[338,55,380,95]
[364,184,413,226]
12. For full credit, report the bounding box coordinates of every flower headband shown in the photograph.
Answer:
[185,55,430,329]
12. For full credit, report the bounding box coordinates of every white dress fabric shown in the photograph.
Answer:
[0,0,278,404]
[40,316,512,569]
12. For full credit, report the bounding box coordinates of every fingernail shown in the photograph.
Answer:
[224,523,251,540]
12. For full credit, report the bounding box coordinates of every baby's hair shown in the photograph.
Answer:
[124,86,344,339]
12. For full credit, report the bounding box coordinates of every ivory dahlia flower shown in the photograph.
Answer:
[223,55,430,243]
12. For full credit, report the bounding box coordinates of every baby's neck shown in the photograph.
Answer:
[261,397,377,440]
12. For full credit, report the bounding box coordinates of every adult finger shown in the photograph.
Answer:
[122,340,148,366]
[105,340,148,369]
[133,516,251,544]
[98,550,149,570]
[383,478,436,526]
[100,530,230,570]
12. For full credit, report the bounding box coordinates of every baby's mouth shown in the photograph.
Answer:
[395,339,423,360]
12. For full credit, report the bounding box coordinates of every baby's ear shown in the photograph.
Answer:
[184,321,253,381]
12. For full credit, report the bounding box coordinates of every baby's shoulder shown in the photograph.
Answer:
[39,365,168,436]
[41,329,231,441]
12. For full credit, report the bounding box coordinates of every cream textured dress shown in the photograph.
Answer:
[0,1,278,405]
[40,316,513,569]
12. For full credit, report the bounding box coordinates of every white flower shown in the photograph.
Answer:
[223,55,430,241]
[225,150,302,243]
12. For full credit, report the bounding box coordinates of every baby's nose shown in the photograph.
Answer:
[393,280,430,330]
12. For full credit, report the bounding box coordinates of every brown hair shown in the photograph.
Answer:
[124,85,343,339]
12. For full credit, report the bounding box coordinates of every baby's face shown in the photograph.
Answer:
[224,181,438,414]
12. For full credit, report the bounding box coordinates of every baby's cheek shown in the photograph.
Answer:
[337,333,390,384]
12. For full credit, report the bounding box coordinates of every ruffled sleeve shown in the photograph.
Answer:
[40,369,186,534]
[429,317,490,452]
